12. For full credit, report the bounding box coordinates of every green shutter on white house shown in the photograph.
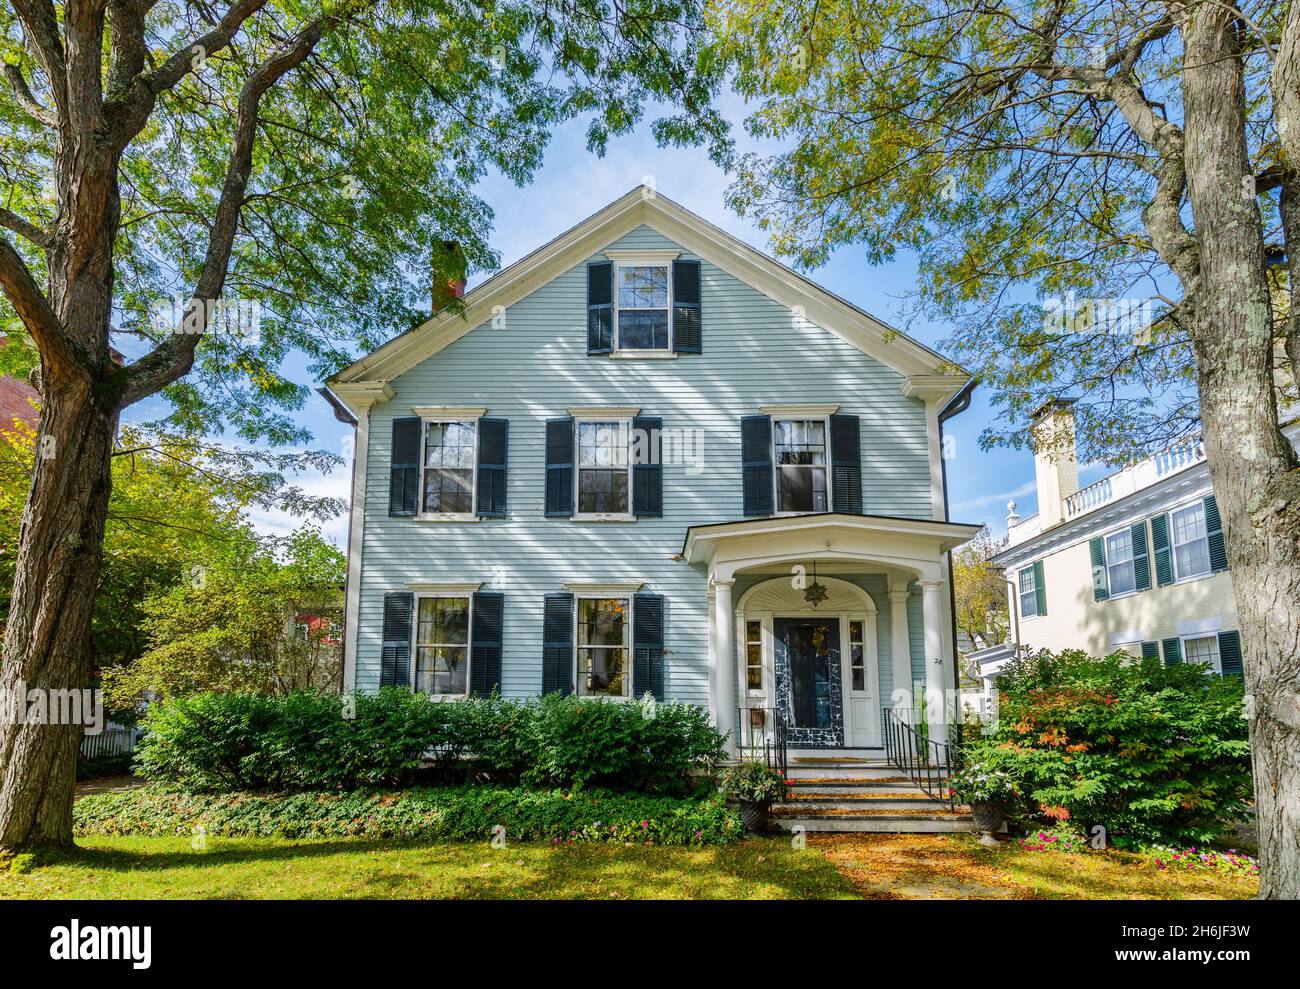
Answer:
[1205,495,1228,572]
[1140,641,1160,660]
[1150,513,1174,586]
[1032,560,1047,617]
[1131,520,1151,591]
[1089,537,1108,601]
[1161,636,1182,666]
[1217,630,1243,677]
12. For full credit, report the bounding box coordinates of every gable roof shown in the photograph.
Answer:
[329,186,968,396]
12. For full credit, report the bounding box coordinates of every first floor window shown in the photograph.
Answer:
[1183,634,1221,672]
[414,596,469,694]
[774,418,828,512]
[1019,566,1038,618]
[1171,502,1211,578]
[849,620,866,691]
[1105,528,1136,595]
[423,420,475,513]
[577,596,630,697]
[745,620,763,690]
[577,420,630,514]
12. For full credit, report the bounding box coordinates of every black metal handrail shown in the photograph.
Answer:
[881,707,960,810]
[736,705,787,778]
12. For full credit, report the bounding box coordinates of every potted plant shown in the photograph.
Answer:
[721,761,790,832]
[948,761,1018,845]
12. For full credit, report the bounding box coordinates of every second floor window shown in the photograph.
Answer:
[1171,501,1211,578]
[424,420,475,514]
[1105,529,1136,595]
[1019,566,1039,618]
[774,419,828,512]
[577,420,631,515]
[616,264,670,350]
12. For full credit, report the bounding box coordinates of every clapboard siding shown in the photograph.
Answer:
[355,226,934,702]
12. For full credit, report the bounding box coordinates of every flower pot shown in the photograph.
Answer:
[971,800,1006,843]
[739,799,772,833]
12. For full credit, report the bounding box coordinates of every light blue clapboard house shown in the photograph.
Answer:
[324,188,979,760]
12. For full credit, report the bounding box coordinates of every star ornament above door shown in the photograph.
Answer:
[803,562,828,607]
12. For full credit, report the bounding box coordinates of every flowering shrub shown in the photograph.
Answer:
[962,649,1251,848]
[1147,846,1259,878]
[948,760,1018,804]
[1019,823,1090,854]
[720,761,791,803]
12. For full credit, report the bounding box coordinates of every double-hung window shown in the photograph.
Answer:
[1183,634,1221,673]
[414,595,470,695]
[615,264,671,351]
[577,596,630,697]
[773,418,829,513]
[1171,501,1212,579]
[423,419,476,515]
[1105,528,1136,595]
[576,419,631,517]
[1019,567,1039,618]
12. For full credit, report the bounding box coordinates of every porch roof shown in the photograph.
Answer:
[681,512,982,581]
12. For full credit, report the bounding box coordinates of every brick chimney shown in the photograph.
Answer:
[1031,398,1080,529]
[433,240,467,313]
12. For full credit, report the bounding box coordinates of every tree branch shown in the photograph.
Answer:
[0,234,85,375]
[0,207,52,249]
[107,0,158,98]
[10,0,66,105]
[120,14,335,407]
[2,60,57,126]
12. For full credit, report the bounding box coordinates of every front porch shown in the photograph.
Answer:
[683,513,982,758]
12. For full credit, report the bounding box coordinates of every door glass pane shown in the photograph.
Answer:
[786,621,836,729]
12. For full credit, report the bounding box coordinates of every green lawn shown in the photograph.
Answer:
[0,835,858,900]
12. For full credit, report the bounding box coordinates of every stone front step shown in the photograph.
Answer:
[787,778,931,795]
[787,796,955,812]
[785,762,911,780]
[773,815,977,833]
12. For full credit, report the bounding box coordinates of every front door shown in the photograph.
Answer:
[774,618,843,748]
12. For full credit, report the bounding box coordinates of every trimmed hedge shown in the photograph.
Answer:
[74,785,742,845]
[134,689,725,794]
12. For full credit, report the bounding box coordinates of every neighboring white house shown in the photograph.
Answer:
[323,187,981,755]
[987,398,1300,678]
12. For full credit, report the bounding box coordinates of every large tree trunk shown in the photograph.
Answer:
[1181,9,1300,899]
[0,378,118,851]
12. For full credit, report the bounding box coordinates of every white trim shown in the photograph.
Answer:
[562,580,644,595]
[1176,615,1223,636]
[329,187,966,389]
[769,413,832,515]
[416,414,480,519]
[567,406,641,419]
[571,415,635,520]
[607,350,677,360]
[341,407,371,693]
[411,405,487,419]
[572,590,635,699]
[759,403,840,417]
[1109,629,1144,647]
[1168,496,1214,582]
[603,249,681,263]
[406,581,483,594]
[1179,632,1223,674]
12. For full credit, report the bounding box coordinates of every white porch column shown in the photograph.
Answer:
[887,582,913,713]
[713,578,737,756]
[919,578,948,745]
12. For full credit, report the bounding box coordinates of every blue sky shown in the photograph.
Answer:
[128,104,1112,546]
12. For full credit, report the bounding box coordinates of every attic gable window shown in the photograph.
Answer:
[616,265,670,350]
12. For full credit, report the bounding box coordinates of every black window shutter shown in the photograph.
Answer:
[544,417,574,517]
[1204,495,1228,572]
[380,592,413,687]
[1140,641,1160,660]
[1033,560,1047,617]
[741,415,774,515]
[1089,537,1109,601]
[672,260,701,354]
[829,414,863,514]
[476,417,508,517]
[1161,636,1182,667]
[542,592,574,695]
[1131,520,1151,591]
[388,418,421,516]
[631,592,665,700]
[1150,513,1174,585]
[470,591,504,695]
[587,262,613,355]
[632,416,663,517]
[1217,630,1243,677]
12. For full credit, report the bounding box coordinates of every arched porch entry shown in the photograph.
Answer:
[735,576,880,747]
